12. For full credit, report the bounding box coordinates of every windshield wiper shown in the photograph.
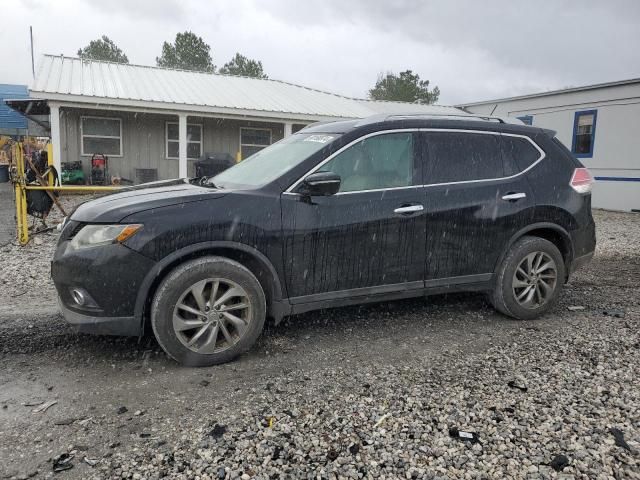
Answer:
[198,176,224,189]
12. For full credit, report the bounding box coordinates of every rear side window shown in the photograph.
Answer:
[501,135,541,175]
[424,132,503,183]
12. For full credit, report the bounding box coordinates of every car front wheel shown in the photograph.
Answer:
[491,236,566,320]
[151,256,266,366]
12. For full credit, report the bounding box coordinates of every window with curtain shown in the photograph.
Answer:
[572,110,597,157]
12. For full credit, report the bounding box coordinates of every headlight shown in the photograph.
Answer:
[69,224,142,250]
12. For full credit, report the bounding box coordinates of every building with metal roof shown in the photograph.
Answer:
[458,77,640,211]
[6,55,464,183]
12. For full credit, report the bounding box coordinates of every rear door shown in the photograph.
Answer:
[421,130,537,282]
[281,131,427,300]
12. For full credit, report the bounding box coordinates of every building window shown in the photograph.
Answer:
[81,116,122,156]
[517,115,533,125]
[572,110,597,158]
[166,122,203,159]
[240,127,272,159]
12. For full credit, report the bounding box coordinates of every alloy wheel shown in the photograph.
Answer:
[512,251,558,309]
[172,278,252,354]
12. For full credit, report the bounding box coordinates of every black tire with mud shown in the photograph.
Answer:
[491,236,566,320]
[151,256,266,367]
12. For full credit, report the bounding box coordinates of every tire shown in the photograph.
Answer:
[151,256,266,367]
[491,236,566,320]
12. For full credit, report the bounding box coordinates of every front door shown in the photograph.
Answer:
[281,131,426,301]
[421,130,536,282]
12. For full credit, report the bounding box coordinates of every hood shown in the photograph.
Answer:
[70,179,227,223]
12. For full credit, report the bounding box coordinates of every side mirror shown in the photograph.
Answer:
[299,171,341,196]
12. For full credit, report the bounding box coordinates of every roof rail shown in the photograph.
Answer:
[353,111,511,127]
[388,112,506,123]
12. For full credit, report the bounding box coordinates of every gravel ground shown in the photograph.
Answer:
[0,200,638,480]
[0,193,100,313]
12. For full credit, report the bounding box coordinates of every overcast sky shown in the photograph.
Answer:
[1,0,639,104]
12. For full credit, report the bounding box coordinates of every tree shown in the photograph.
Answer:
[156,31,215,72]
[369,70,440,104]
[77,35,129,63]
[219,53,268,79]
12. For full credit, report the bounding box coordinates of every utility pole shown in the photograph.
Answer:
[30,26,35,79]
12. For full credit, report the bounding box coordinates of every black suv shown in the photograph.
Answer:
[52,114,596,366]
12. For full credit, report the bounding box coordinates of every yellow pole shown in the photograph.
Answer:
[14,143,29,245]
[46,142,54,186]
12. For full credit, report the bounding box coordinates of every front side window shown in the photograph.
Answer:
[572,110,597,157]
[240,127,272,159]
[320,132,416,192]
[424,131,503,184]
[166,122,202,159]
[213,133,340,188]
[81,117,122,156]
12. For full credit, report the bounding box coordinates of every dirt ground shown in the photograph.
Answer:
[0,205,638,479]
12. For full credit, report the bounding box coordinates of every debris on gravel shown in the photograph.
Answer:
[52,452,74,473]
[567,305,585,311]
[609,427,632,452]
[549,454,570,472]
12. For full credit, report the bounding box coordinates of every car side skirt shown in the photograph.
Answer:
[285,273,494,317]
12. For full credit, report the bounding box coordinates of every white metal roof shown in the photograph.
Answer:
[457,77,640,108]
[30,55,463,121]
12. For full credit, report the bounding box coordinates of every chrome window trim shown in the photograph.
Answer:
[282,128,546,196]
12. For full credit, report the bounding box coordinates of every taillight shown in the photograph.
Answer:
[570,168,594,194]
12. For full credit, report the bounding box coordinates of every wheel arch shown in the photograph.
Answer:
[134,241,286,336]
[495,223,574,277]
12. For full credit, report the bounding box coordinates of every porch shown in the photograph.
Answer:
[49,104,308,184]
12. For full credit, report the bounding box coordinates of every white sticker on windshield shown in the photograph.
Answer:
[304,135,334,144]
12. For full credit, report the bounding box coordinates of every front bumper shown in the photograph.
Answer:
[52,239,156,336]
[59,299,139,336]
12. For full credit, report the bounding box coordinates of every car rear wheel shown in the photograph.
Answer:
[151,256,266,366]
[491,236,566,320]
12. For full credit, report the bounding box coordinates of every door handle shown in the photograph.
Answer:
[394,204,424,214]
[501,192,527,201]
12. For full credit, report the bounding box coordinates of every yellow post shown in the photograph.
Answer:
[11,141,121,245]
[14,143,29,245]
[236,151,242,163]
[46,142,54,186]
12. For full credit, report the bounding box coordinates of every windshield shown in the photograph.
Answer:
[211,133,340,188]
